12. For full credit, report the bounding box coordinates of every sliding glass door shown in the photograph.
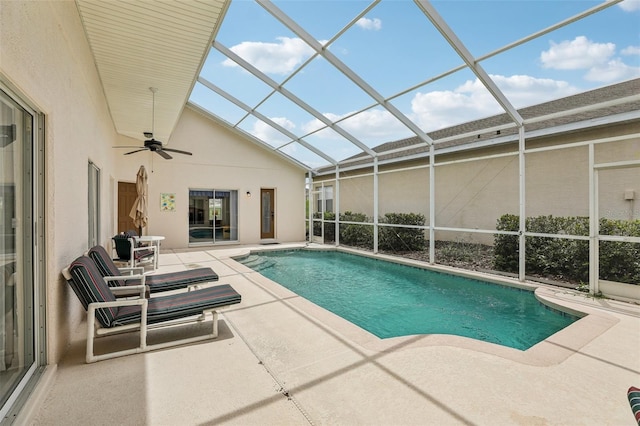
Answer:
[0,85,43,418]
[188,189,238,244]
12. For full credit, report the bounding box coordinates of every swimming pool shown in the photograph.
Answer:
[239,249,580,350]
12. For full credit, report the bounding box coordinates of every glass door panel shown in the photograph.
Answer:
[189,190,214,243]
[261,189,274,239]
[189,189,238,244]
[0,89,36,413]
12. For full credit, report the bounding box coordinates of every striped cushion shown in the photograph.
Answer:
[88,245,122,280]
[88,245,219,292]
[114,284,241,326]
[629,386,640,426]
[133,248,155,261]
[144,268,219,292]
[66,256,118,328]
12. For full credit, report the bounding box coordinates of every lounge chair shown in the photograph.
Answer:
[629,386,640,425]
[112,232,156,269]
[87,245,219,294]
[63,255,241,363]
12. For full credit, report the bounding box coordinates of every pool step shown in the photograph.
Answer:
[240,255,276,272]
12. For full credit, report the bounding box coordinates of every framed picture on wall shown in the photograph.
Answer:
[160,193,176,212]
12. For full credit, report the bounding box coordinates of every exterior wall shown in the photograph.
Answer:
[1,1,307,369]
[1,1,120,364]
[324,121,639,246]
[113,107,306,248]
[379,163,430,221]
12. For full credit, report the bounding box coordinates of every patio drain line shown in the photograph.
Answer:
[223,313,315,426]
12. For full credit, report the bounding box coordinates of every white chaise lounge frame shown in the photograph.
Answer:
[62,268,222,363]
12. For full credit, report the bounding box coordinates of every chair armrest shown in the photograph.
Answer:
[103,274,146,284]
[88,298,147,309]
[103,275,146,298]
[110,285,148,298]
[117,266,145,276]
[87,298,148,330]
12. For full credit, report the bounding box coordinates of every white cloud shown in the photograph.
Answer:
[540,36,615,70]
[584,58,640,82]
[356,17,382,31]
[223,37,315,75]
[411,86,495,131]
[618,0,640,12]
[539,36,640,82]
[410,75,579,130]
[301,117,326,135]
[251,117,295,146]
[301,109,407,144]
[488,75,578,107]
[298,75,582,144]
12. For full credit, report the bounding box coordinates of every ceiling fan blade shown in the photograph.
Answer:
[156,149,172,159]
[124,149,148,155]
[163,148,193,156]
[114,145,146,149]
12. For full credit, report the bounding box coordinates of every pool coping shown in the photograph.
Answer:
[218,244,627,367]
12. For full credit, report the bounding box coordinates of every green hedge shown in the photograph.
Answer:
[378,213,426,251]
[494,214,640,284]
[311,211,426,250]
[339,211,372,249]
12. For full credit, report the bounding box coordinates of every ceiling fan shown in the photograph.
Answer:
[118,87,193,160]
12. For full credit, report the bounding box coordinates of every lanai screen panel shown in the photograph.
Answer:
[596,138,640,285]
[378,165,430,225]
[190,0,636,170]
[435,154,519,234]
[525,145,590,219]
[339,171,374,223]
[596,138,640,223]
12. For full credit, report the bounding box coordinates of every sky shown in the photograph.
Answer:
[189,0,640,169]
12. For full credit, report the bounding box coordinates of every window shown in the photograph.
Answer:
[88,161,100,247]
[315,185,333,213]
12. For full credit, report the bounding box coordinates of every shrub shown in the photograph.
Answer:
[494,214,519,273]
[378,213,426,251]
[339,211,373,249]
[494,214,640,284]
[599,219,640,284]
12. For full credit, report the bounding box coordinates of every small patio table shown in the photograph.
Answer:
[133,235,165,269]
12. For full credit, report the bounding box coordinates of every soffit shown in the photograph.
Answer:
[75,0,228,141]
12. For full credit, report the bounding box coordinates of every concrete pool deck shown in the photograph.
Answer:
[26,243,640,425]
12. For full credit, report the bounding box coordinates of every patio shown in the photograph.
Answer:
[26,244,640,425]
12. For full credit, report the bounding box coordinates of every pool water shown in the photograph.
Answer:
[239,250,579,350]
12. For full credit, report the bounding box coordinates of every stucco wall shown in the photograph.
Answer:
[1,1,120,363]
[327,123,639,246]
[1,1,307,366]
[113,107,306,248]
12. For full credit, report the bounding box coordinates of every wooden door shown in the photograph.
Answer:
[260,188,275,239]
[118,182,137,233]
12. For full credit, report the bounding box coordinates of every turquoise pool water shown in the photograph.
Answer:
[240,250,579,350]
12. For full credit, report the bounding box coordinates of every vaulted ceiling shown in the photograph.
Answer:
[75,0,228,142]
